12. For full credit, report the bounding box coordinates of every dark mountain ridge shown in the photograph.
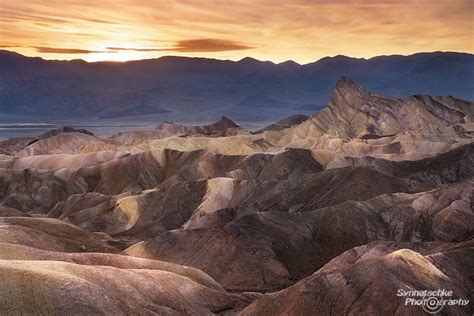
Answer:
[0,50,472,119]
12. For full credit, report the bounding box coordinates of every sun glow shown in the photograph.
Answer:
[85,50,140,62]
[82,42,162,62]
[2,0,472,63]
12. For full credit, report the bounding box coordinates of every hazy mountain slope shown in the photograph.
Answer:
[0,50,472,119]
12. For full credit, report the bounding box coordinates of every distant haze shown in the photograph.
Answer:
[0,50,473,126]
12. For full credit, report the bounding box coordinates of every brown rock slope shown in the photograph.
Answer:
[16,132,106,157]
[0,126,95,156]
[0,206,26,217]
[327,143,474,185]
[156,116,248,136]
[241,240,474,315]
[261,77,473,164]
[0,136,36,156]
[254,114,309,133]
[0,259,254,315]
[45,166,430,237]
[0,148,322,212]
[38,144,468,242]
[294,76,471,139]
[92,78,472,162]
[123,180,473,291]
[0,77,472,314]
[0,217,119,253]
[112,116,249,144]
[8,150,129,170]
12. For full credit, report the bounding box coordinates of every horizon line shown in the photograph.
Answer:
[1,49,472,66]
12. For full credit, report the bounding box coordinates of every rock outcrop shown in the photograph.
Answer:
[0,77,472,314]
[241,240,473,315]
[254,114,309,133]
[112,116,250,145]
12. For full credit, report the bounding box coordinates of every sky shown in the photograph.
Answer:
[0,0,473,63]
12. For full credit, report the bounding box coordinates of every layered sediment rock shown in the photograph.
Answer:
[0,77,472,314]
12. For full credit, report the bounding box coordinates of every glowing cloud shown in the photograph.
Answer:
[107,39,254,53]
[33,46,115,54]
[1,0,472,62]
[170,39,254,52]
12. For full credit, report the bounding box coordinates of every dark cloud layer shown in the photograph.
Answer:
[107,39,254,53]
[27,38,254,57]
[171,39,254,52]
[33,47,115,54]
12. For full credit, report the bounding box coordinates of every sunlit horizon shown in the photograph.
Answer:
[1,0,473,63]
[4,48,471,65]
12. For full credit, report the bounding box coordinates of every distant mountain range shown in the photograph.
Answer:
[0,50,473,120]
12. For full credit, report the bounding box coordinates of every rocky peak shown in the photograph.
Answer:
[157,121,179,130]
[326,76,373,117]
[216,116,239,128]
[334,76,369,98]
[37,126,94,140]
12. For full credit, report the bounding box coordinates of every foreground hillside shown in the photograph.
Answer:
[0,78,472,315]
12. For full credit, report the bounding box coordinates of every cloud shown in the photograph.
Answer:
[106,47,163,52]
[170,39,254,52]
[107,39,255,53]
[33,46,115,54]
[2,0,471,62]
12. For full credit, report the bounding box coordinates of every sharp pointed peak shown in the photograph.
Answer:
[335,76,369,94]
[216,116,239,128]
[219,115,234,122]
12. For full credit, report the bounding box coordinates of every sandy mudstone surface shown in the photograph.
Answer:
[0,78,472,315]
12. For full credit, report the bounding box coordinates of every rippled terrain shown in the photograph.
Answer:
[0,77,472,315]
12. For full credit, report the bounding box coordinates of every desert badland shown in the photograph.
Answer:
[0,72,472,314]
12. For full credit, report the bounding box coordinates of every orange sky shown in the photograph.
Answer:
[1,0,473,63]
